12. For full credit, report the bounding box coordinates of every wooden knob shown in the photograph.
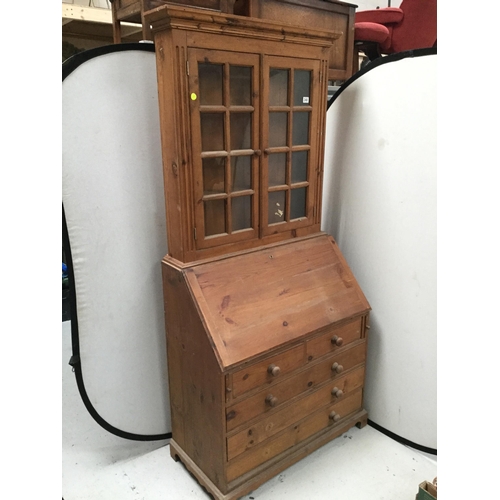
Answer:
[331,335,343,346]
[329,411,341,422]
[254,149,262,156]
[266,394,278,407]
[267,364,281,376]
[331,362,343,374]
[331,387,343,398]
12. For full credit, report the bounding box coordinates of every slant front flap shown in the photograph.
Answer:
[184,234,370,370]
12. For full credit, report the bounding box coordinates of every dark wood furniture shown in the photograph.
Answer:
[113,0,356,82]
[234,0,357,81]
[145,5,370,499]
[110,0,236,43]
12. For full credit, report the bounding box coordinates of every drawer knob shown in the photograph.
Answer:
[331,335,344,347]
[265,394,278,407]
[267,364,281,377]
[329,411,341,422]
[331,387,344,398]
[331,362,344,374]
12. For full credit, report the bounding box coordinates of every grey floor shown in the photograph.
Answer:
[62,321,437,499]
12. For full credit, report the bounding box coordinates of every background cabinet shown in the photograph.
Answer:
[234,0,357,81]
[111,1,355,82]
[111,0,236,42]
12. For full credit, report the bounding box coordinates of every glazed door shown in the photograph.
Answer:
[188,50,321,248]
[261,56,320,237]
[189,49,260,249]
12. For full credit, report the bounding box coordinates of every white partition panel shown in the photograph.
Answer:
[62,46,170,436]
[322,53,437,449]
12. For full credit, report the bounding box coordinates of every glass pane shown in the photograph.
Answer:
[268,190,286,224]
[230,113,252,150]
[201,113,225,151]
[268,153,287,187]
[203,157,225,195]
[291,187,307,219]
[230,66,252,106]
[269,112,288,147]
[204,199,226,236]
[199,63,223,105]
[294,70,311,106]
[231,196,252,231]
[292,112,310,146]
[291,151,308,183]
[231,156,251,192]
[269,69,289,106]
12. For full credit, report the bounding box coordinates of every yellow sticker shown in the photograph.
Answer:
[190,93,197,101]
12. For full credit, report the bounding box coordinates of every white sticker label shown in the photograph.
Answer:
[303,97,310,104]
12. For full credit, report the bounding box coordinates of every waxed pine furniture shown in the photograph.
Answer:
[145,5,371,498]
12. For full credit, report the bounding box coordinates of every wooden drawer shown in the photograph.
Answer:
[226,388,363,481]
[227,365,365,459]
[229,344,305,399]
[306,317,363,362]
[226,341,365,430]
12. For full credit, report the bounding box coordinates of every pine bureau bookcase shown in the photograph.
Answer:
[144,5,371,499]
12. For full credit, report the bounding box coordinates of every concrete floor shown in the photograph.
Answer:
[62,321,437,499]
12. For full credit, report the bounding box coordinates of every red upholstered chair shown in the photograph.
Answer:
[354,0,437,62]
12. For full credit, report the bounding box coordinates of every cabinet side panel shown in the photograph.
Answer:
[155,31,194,261]
[162,262,227,492]
[161,263,185,446]
[154,31,182,259]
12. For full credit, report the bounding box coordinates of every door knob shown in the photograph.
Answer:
[331,362,343,374]
[266,394,278,407]
[267,364,281,376]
